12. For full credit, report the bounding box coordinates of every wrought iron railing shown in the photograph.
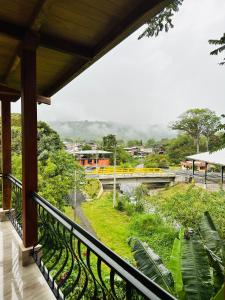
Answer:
[7,174,22,237]
[2,174,176,300]
[31,192,176,300]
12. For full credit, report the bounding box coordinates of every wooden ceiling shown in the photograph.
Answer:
[0,0,169,97]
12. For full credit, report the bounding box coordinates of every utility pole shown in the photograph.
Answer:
[113,146,117,208]
[74,168,77,221]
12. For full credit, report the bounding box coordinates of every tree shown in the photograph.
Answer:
[144,153,169,168]
[145,138,157,148]
[209,33,225,65]
[37,121,64,161]
[201,110,221,151]
[102,134,117,151]
[139,0,184,39]
[166,134,196,164]
[171,109,220,153]
[81,144,92,150]
[127,140,142,147]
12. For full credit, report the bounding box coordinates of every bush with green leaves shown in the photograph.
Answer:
[144,153,170,168]
[129,212,225,300]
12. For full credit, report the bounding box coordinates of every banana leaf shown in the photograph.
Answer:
[181,234,214,300]
[211,284,224,300]
[128,237,174,293]
[199,211,224,274]
[168,228,185,299]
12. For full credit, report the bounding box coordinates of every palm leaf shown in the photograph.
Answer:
[168,229,185,299]
[128,237,174,293]
[181,234,214,300]
[199,212,224,274]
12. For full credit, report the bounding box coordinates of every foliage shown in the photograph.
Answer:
[168,229,184,299]
[128,238,174,293]
[130,214,177,264]
[171,108,221,153]
[164,134,196,165]
[81,144,92,150]
[145,138,157,148]
[181,233,214,300]
[144,153,169,168]
[37,121,64,161]
[83,179,100,199]
[82,192,177,264]
[127,140,142,147]
[139,0,184,39]
[102,134,117,152]
[209,33,225,65]
[146,184,225,239]
[38,151,78,210]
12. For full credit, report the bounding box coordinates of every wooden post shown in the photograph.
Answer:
[1,101,11,210]
[192,160,195,176]
[21,43,38,247]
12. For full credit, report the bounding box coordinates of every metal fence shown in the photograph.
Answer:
[2,174,176,300]
[7,174,22,237]
[31,192,175,300]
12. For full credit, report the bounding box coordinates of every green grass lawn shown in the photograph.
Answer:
[82,193,132,259]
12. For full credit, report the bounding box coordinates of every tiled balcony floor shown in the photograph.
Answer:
[0,221,55,300]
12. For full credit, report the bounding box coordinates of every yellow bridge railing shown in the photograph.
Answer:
[88,167,162,175]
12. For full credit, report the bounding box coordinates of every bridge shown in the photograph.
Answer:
[86,167,176,189]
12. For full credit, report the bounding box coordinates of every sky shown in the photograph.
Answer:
[12,0,225,128]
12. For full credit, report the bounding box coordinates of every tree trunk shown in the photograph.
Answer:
[196,137,200,154]
[206,138,209,152]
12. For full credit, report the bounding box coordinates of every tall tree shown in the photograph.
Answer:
[201,110,221,151]
[209,33,225,65]
[171,109,220,153]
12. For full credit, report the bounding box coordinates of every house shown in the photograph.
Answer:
[75,150,111,167]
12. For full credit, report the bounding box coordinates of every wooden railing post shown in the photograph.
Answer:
[21,39,38,247]
[1,101,11,210]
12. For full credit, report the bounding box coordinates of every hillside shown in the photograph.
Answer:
[49,120,173,141]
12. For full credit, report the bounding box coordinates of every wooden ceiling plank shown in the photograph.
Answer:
[45,0,169,96]
[0,19,93,60]
[3,0,50,81]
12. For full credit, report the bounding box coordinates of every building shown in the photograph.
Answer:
[0,1,175,300]
[75,150,111,167]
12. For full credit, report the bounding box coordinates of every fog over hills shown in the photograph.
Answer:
[49,120,175,141]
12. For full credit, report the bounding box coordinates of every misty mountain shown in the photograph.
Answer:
[49,120,174,141]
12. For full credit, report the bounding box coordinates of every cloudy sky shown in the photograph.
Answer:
[13,0,225,128]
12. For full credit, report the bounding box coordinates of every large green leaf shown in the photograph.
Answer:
[211,284,224,300]
[181,234,214,300]
[168,229,185,299]
[199,212,224,274]
[128,237,174,293]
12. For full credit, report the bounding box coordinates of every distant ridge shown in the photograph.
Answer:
[49,120,174,141]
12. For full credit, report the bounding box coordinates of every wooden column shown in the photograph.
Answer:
[1,101,11,210]
[21,45,38,247]
[192,160,195,176]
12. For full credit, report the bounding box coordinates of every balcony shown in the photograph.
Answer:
[0,174,176,300]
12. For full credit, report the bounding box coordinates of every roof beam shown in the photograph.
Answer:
[0,18,93,81]
[44,0,169,96]
[0,19,93,59]
[0,84,51,104]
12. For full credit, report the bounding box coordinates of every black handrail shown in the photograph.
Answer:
[32,191,176,300]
